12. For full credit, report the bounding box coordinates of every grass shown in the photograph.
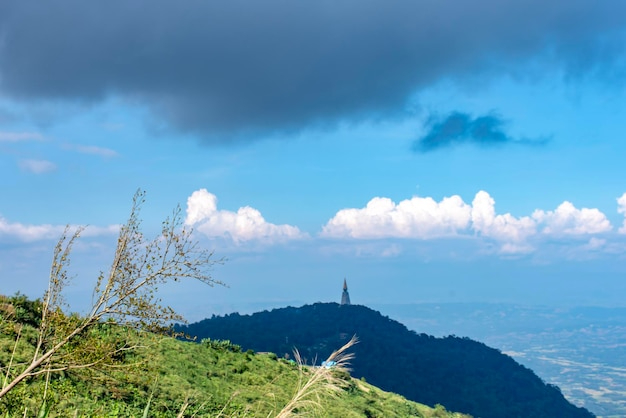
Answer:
[275,336,357,417]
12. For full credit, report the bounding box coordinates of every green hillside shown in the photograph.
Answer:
[0,295,469,417]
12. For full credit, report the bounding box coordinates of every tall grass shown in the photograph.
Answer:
[275,336,357,418]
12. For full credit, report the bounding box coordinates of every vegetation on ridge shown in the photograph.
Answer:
[1,294,470,417]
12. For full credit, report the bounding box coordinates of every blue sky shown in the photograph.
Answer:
[2,1,626,319]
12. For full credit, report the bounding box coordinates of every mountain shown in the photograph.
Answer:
[178,302,595,418]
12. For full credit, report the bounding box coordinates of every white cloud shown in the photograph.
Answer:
[584,237,606,250]
[18,159,57,174]
[471,191,536,242]
[74,145,118,158]
[321,191,534,242]
[81,225,121,237]
[321,190,613,254]
[321,195,471,239]
[0,132,44,142]
[532,201,611,235]
[617,193,626,234]
[381,244,402,257]
[0,217,64,242]
[185,189,306,244]
[0,217,118,242]
[499,242,535,255]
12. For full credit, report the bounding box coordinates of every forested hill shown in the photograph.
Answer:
[179,303,595,418]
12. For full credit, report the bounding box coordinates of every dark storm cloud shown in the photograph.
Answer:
[413,112,548,152]
[0,1,625,141]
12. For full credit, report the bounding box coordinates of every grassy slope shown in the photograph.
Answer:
[0,323,470,418]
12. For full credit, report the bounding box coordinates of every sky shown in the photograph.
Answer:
[2,1,626,320]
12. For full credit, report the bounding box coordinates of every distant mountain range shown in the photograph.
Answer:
[178,302,595,418]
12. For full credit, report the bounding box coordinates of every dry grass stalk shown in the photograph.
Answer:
[275,336,358,418]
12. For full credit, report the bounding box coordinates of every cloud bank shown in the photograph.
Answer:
[0,217,118,242]
[1,189,623,255]
[322,191,613,253]
[185,189,306,244]
[1,1,625,140]
[532,202,611,235]
[321,195,471,239]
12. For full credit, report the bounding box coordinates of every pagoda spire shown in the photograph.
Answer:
[341,278,351,305]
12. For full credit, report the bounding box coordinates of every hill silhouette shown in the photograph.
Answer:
[179,303,595,418]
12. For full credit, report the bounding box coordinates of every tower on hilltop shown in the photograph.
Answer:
[341,278,351,305]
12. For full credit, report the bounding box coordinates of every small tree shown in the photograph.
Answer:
[0,190,224,399]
